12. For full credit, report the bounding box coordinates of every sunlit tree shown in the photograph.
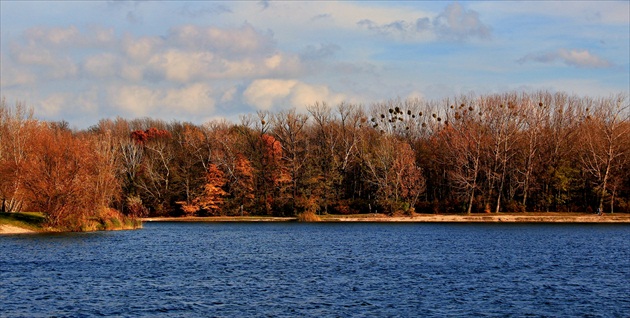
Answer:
[579,94,630,212]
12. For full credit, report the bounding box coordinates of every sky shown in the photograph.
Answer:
[1,1,628,128]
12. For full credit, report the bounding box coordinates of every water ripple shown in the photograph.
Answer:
[1,223,629,317]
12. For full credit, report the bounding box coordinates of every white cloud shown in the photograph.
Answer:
[434,2,491,41]
[110,83,215,117]
[311,2,432,30]
[299,43,340,61]
[265,54,283,70]
[92,26,116,44]
[557,49,612,68]
[24,25,81,46]
[518,49,612,69]
[168,23,275,56]
[8,22,304,85]
[12,45,56,66]
[120,63,144,82]
[0,67,37,87]
[10,30,83,80]
[163,83,214,113]
[148,49,215,82]
[290,82,345,111]
[22,25,116,48]
[111,85,157,117]
[357,18,433,41]
[0,53,36,86]
[228,1,434,44]
[221,87,237,103]
[83,53,118,77]
[356,2,491,42]
[74,88,100,114]
[141,48,300,82]
[243,79,298,110]
[39,93,68,117]
[243,79,345,111]
[50,57,79,79]
[122,34,162,60]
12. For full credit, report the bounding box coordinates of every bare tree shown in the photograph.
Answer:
[480,93,525,212]
[579,94,630,212]
[515,92,548,209]
[271,109,310,215]
[131,127,174,215]
[0,98,35,213]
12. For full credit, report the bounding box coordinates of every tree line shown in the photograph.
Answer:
[1,91,629,226]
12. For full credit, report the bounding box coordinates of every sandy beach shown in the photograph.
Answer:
[329,213,630,223]
[0,224,36,234]
[143,213,630,223]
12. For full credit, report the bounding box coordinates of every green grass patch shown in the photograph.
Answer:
[0,212,46,231]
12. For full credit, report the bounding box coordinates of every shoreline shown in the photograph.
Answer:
[4,213,628,234]
[142,213,630,224]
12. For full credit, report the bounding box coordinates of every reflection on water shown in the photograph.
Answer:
[1,223,629,317]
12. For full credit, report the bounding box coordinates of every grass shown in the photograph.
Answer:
[0,212,46,231]
[297,211,321,222]
[83,208,143,231]
[1,210,142,233]
[91,215,142,231]
[319,213,387,220]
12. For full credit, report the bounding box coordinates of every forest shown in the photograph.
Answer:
[1,91,629,229]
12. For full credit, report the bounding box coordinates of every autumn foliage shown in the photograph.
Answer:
[1,91,629,228]
[0,99,134,230]
[130,127,171,144]
[178,164,228,216]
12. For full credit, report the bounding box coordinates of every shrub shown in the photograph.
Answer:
[504,200,526,213]
[297,211,321,222]
[350,199,373,214]
[126,195,148,218]
[331,200,352,214]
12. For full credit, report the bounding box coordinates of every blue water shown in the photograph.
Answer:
[1,223,629,317]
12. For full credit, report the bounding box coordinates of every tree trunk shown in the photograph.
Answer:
[610,186,616,214]
[467,187,475,214]
[599,150,612,213]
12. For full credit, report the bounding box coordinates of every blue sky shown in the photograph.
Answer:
[1,1,628,127]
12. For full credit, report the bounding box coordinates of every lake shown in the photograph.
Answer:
[1,222,629,317]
